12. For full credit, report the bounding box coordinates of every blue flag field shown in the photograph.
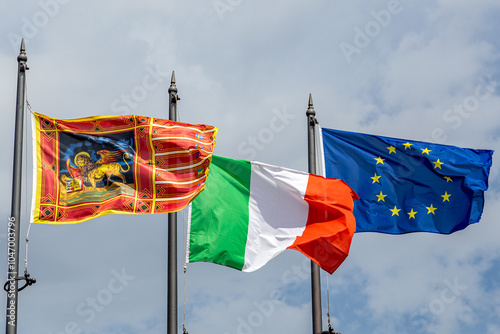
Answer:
[321,128,493,234]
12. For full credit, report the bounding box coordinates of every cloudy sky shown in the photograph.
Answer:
[1,0,500,333]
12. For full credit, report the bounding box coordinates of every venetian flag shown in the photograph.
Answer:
[321,127,493,234]
[186,156,358,274]
[31,113,217,224]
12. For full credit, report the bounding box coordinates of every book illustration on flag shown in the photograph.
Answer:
[31,113,218,224]
[186,155,358,274]
[321,127,493,234]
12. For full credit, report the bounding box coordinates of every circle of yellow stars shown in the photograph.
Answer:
[371,143,453,220]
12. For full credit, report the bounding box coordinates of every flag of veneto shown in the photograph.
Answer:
[31,113,217,224]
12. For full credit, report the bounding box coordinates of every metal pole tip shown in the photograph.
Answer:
[306,93,315,117]
[17,38,27,64]
[168,70,178,96]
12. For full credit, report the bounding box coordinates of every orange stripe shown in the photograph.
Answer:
[288,175,358,274]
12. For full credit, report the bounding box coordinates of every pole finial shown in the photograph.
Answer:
[306,93,315,117]
[168,70,178,95]
[17,39,27,64]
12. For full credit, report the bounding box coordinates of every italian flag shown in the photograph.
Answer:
[186,156,358,274]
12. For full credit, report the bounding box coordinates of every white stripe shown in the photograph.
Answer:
[151,136,216,146]
[155,149,208,156]
[185,204,193,264]
[154,149,197,156]
[155,155,210,172]
[155,175,206,185]
[155,189,201,201]
[317,125,326,177]
[242,162,309,272]
[153,124,217,134]
[30,113,37,224]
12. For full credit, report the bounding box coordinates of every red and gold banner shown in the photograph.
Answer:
[31,113,218,224]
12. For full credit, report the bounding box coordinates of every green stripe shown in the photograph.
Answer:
[188,155,251,270]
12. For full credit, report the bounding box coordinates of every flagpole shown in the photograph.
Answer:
[5,39,28,334]
[306,94,323,334]
[167,71,179,334]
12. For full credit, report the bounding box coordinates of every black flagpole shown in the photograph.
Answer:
[306,94,323,334]
[5,39,28,334]
[167,71,179,334]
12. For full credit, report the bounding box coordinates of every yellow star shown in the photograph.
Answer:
[442,192,451,202]
[407,208,417,219]
[374,156,385,164]
[421,148,431,155]
[390,206,401,216]
[403,142,413,150]
[375,191,387,202]
[433,159,443,169]
[387,146,396,154]
[371,173,381,183]
[426,204,437,215]
[443,176,453,182]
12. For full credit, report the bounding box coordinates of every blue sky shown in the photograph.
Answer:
[1,1,500,333]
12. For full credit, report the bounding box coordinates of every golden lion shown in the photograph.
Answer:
[67,151,131,191]
[87,162,129,191]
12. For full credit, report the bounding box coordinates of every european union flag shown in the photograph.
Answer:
[321,128,493,234]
